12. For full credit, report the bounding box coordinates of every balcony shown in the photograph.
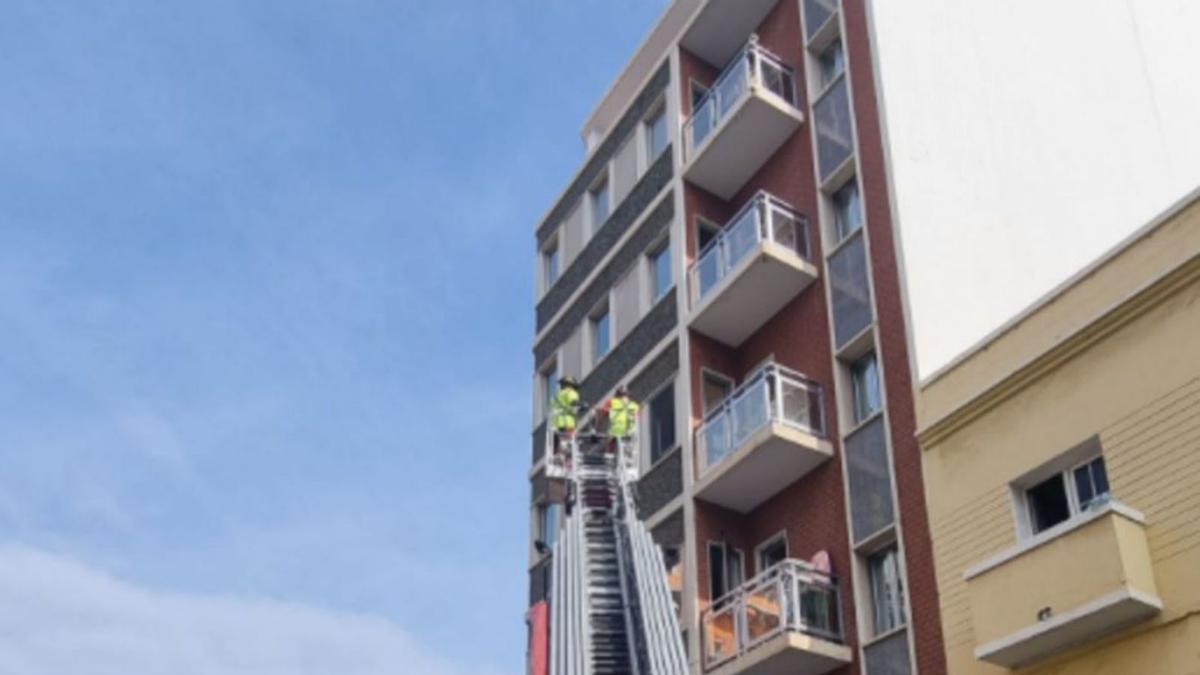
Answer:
[694,364,831,513]
[703,559,851,675]
[689,193,818,347]
[964,501,1162,669]
[681,0,782,67]
[683,39,804,200]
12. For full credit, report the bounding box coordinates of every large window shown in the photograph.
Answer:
[832,179,862,241]
[708,542,744,605]
[645,103,669,163]
[590,303,611,364]
[543,239,561,289]
[589,175,611,232]
[540,360,559,422]
[1024,455,1110,536]
[868,545,906,636]
[647,382,676,463]
[649,238,672,301]
[756,534,788,573]
[538,502,561,550]
[818,39,845,88]
[850,351,881,424]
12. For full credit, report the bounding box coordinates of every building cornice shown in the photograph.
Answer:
[918,252,1200,447]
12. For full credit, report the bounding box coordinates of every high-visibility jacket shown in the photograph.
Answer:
[552,386,579,431]
[607,396,639,438]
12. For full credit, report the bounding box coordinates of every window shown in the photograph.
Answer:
[850,352,881,423]
[1023,455,1111,536]
[538,502,561,550]
[645,104,669,163]
[868,545,906,635]
[589,176,611,232]
[649,238,672,301]
[832,179,862,241]
[818,39,845,87]
[543,239,561,288]
[697,219,721,252]
[691,81,710,108]
[647,382,676,464]
[708,542,744,606]
[756,534,788,572]
[540,360,559,422]
[701,371,733,414]
[590,303,611,364]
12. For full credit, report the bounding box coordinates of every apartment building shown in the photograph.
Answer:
[528,1,946,673]
[917,190,1200,674]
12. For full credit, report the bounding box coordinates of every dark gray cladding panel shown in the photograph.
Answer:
[864,627,912,675]
[637,445,682,520]
[628,342,679,402]
[534,195,675,367]
[536,148,674,331]
[528,556,553,605]
[535,62,671,247]
[531,421,547,466]
[650,509,684,549]
[579,288,677,406]
[530,468,548,504]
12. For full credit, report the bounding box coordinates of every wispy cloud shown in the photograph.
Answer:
[0,545,507,675]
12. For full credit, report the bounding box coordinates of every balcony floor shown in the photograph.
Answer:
[709,632,852,675]
[696,422,832,514]
[690,240,819,347]
[685,90,804,200]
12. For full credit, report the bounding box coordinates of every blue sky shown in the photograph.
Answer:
[0,1,666,672]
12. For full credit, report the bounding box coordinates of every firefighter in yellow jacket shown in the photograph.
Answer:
[602,385,639,453]
[551,376,581,454]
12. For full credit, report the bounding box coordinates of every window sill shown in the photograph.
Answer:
[861,623,907,649]
[962,499,1145,581]
[842,409,884,440]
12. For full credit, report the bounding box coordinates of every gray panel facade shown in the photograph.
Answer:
[636,445,682,520]
[529,556,553,605]
[579,288,677,406]
[845,415,895,543]
[829,230,873,347]
[534,195,675,367]
[863,627,912,675]
[535,62,671,247]
[537,148,674,331]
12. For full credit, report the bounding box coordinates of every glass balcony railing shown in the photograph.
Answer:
[689,193,811,307]
[703,559,843,671]
[684,38,797,160]
[696,363,825,478]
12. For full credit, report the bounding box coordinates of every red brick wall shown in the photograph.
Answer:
[842,1,948,672]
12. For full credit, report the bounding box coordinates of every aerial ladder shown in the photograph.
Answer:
[541,412,689,675]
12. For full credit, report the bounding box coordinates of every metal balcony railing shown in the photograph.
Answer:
[684,38,797,160]
[689,193,811,307]
[696,363,825,478]
[702,559,843,671]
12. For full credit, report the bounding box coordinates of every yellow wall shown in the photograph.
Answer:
[917,195,1200,674]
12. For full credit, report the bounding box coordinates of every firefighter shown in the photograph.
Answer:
[603,385,639,453]
[552,376,581,453]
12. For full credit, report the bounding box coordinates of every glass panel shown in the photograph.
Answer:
[1092,457,1110,497]
[690,97,716,150]
[814,77,854,181]
[709,544,727,602]
[798,582,838,637]
[829,231,872,347]
[851,352,881,423]
[704,604,738,665]
[646,107,668,162]
[731,378,769,448]
[592,310,610,361]
[724,205,761,272]
[653,243,672,300]
[1028,474,1070,533]
[650,383,676,463]
[803,0,837,41]
[869,546,906,635]
[1073,465,1094,507]
[745,581,782,644]
[863,627,912,675]
[845,416,895,542]
[818,40,845,87]
[695,243,722,299]
[833,179,862,241]
[769,205,801,256]
[703,414,732,472]
[590,179,610,228]
[544,247,560,286]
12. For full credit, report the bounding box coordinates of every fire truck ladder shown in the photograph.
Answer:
[547,428,688,675]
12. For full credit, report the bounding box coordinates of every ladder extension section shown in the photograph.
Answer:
[548,435,688,675]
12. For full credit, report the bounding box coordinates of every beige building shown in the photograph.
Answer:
[915,188,1200,674]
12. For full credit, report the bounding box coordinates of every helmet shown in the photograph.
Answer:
[616,385,629,396]
[559,376,579,388]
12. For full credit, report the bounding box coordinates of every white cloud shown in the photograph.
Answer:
[0,545,506,675]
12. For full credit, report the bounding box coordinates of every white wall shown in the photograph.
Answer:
[870,0,1200,379]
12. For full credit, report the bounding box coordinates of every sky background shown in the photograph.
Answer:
[5,0,1200,673]
[0,1,668,673]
